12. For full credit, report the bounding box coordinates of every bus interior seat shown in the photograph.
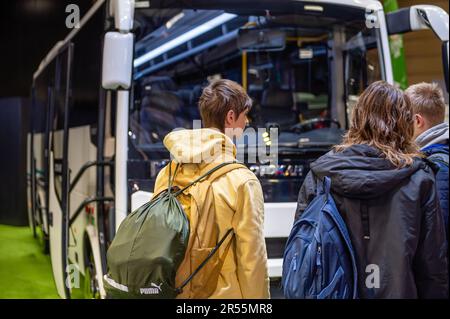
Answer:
[190,84,204,106]
[175,88,201,123]
[181,84,203,123]
[247,87,264,126]
[140,88,187,139]
[260,84,296,128]
[141,76,177,93]
[175,89,192,106]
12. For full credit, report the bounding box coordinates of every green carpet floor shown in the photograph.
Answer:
[0,224,59,299]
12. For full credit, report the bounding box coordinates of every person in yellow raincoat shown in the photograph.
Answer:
[152,79,270,299]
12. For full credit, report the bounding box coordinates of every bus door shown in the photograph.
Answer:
[30,68,54,251]
[48,43,73,299]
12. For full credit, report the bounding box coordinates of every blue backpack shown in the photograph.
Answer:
[282,177,358,299]
[423,144,449,239]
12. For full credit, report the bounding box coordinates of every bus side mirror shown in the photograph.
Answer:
[443,41,449,92]
[109,0,135,32]
[102,32,134,90]
[386,5,448,40]
[386,5,449,92]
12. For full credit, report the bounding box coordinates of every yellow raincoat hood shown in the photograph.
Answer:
[163,128,237,166]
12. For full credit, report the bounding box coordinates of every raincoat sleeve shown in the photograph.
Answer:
[233,178,270,299]
[295,170,318,221]
[414,183,449,299]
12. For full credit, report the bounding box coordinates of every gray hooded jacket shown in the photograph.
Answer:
[415,122,449,149]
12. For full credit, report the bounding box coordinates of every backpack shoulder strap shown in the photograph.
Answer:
[428,152,449,168]
[176,228,234,293]
[206,162,248,183]
[316,176,332,196]
[173,162,247,196]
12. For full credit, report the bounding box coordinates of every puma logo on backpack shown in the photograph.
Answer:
[139,283,163,295]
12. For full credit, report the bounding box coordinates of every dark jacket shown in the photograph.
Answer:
[422,144,449,240]
[295,144,448,299]
[416,123,449,241]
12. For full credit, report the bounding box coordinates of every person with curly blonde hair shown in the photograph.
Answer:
[294,81,448,298]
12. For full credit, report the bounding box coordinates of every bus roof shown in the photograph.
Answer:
[147,0,383,11]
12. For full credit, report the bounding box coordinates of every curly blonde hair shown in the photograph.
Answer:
[335,81,420,168]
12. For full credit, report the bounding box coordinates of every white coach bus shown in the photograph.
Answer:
[28,0,448,299]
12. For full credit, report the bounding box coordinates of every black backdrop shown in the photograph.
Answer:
[0,98,29,225]
[0,0,95,98]
[0,0,94,225]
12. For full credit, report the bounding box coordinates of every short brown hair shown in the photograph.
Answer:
[198,79,252,131]
[405,82,446,126]
[335,81,420,168]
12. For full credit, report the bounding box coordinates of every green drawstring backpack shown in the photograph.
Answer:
[103,161,240,298]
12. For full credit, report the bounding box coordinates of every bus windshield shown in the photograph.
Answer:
[130,9,382,153]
